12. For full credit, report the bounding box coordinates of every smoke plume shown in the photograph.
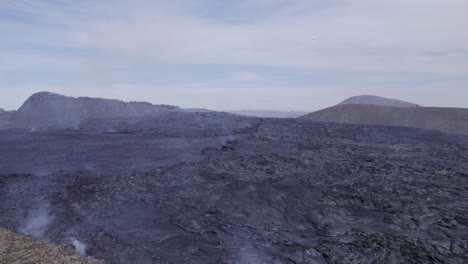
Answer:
[18,202,54,239]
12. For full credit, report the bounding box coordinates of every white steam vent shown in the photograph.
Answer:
[71,238,87,255]
[18,202,54,239]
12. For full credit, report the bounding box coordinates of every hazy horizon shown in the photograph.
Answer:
[0,91,419,113]
[1,1,468,111]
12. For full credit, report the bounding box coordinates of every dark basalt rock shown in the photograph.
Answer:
[0,118,468,263]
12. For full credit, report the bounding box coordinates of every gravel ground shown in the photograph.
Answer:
[0,227,101,264]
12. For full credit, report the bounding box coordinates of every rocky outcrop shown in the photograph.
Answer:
[13,92,181,129]
[339,95,420,107]
[300,104,468,135]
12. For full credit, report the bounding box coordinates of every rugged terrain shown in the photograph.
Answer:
[1,114,468,263]
[300,104,468,135]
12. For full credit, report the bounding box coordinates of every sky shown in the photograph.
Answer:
[1,0,468,111]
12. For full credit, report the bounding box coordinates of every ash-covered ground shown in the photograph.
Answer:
[1,115,468,263]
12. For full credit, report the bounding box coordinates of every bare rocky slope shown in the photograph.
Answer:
[300,104,468,135]
[339,95,420,107]
[0,227,101,264]
[12,92,182,130]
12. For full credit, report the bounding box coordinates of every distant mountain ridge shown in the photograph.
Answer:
[13,92,182,129]
[228,110,307,118]
[300,104,468,135]
[339,95,420,107]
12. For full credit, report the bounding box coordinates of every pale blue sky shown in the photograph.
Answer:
[1,0,468,111]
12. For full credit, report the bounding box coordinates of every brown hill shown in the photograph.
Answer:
[339,95,420,107]
[0,228,100,264]
[300,104,468,135]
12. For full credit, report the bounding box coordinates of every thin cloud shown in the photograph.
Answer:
[0,0,468,110]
